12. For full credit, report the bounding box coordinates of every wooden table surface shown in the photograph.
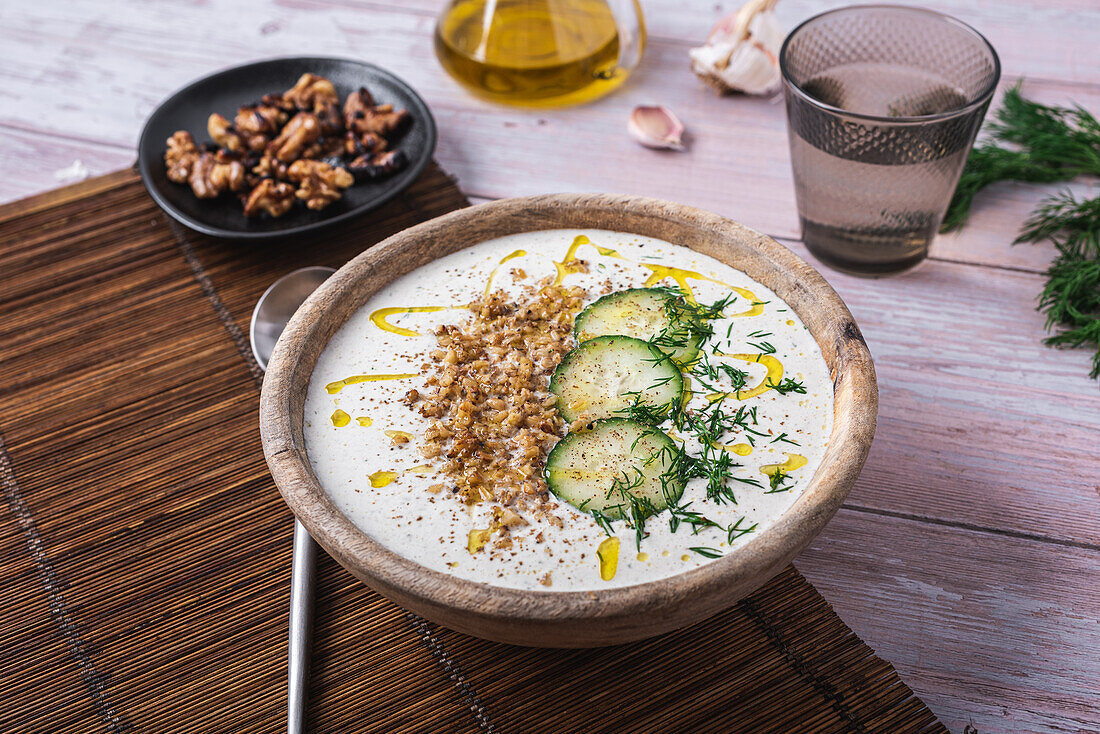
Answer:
[2,1,1097,732]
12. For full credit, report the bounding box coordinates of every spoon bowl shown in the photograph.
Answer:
[251,267,337,370]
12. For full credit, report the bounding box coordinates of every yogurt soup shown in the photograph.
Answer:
[305,229,834,591]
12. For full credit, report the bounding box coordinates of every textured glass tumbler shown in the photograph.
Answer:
[780,6,1000,275]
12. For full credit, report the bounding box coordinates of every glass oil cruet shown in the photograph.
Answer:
[434,0,646,107]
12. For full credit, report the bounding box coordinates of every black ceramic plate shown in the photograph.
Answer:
[138,57,437,240]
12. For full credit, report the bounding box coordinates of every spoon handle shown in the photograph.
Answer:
[288,519,317,734]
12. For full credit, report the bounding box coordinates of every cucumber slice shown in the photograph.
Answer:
[550,336,683,423]
[545,419,684,519]
[574,288,703,365]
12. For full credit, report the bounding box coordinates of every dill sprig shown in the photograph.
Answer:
[764,469,794,494]
[765,377,806,395]
[726,516,758,544]
[1016,192,1100,378]
[943,86,1100,379]
[942,85,1100,232]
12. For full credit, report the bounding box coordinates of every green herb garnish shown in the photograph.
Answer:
[944,86,1100,377]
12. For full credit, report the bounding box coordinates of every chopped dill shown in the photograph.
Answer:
[726,517,758,544]
[667,498,723,535]
[770,432,800,446]
[766,377,807,395]
[590,509,615,536]
[765,469,794,494]
[689,546,723,559]
[747,340,776,354]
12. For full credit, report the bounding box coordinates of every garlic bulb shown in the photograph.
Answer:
[628,105,686,151]
[689,0,784,96]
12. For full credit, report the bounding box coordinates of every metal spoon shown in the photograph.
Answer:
[250,265,335,734]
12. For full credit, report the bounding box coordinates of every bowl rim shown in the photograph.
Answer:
[259,193,877,631]
[136,55,438,240]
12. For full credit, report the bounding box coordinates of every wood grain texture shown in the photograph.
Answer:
[259,192,878,647]
[799,509,1100,734]
[3,1,1100,271]
[0,170,944,734]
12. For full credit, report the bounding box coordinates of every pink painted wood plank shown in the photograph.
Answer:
[0,129,132,203]
[2,3,1099,274]
[798,509,1100,734]
[382,0,1100,84]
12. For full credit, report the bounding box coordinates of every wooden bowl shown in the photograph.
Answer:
[260,194,877,647]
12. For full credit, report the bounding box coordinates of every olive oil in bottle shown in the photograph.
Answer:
[434,0,642,107]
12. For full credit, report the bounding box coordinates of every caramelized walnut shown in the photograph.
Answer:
[343,130,387,157]
[284,73,339,111]
[207,113,244,152]
[251,155,288,180]
[348,150,407,181]
[188,151,247,199]
[343,87,374,125]
[315,100,344,137]
[344,87,410,137]
[234,104,286,151]
[267,112,321,163]
[243,178,295,218]
[164,131,198,183]
[164,73,412,219]
[260,92,295,112]
[287,159,353,210]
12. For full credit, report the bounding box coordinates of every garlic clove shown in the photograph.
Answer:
[628,105,686,151]
[689,0,784,96]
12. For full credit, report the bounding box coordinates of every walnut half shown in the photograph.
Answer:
[287,159,353,210]
[344,87,410,137]
[188,151,247,199]
[243,178,295,218]
[207,113,244,152]
[267,112,321,163]
[348,149,407,181]
[165,131,198,183]
[284,73,339,111]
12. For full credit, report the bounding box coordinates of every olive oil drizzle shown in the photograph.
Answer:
[760,453,808,477]
[640,263,764,317]
[369,306,456,337]
[597,536,620,581]
[325,373,418,394]
[552,235,625,285]
[483,249,528,296]
[706,353,784,401]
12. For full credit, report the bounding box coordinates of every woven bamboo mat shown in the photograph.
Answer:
[0,166,947,734]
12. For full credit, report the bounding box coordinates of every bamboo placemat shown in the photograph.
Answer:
[0,166,946,734]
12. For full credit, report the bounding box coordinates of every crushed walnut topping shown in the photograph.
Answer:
[417,283,585,515]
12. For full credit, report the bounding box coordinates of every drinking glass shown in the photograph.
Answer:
[780,5,1000,276]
